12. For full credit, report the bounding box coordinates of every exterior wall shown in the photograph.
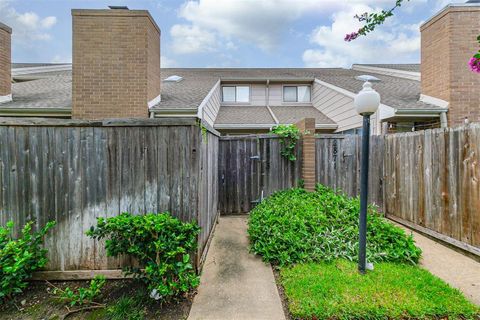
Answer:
[0,22,12,99]
[200,82,221,127]
[72,9,160,120]
[312,81,379,134]
[421,5,480,127]
[147,21,161,104]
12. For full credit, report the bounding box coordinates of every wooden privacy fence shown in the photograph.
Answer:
[218,135,302,214]
[0,118,219,272]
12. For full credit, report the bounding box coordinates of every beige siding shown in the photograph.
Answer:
[312,81,379,134]
[251,84,266,105]
[268,84,282,105]
[201,83,221,127]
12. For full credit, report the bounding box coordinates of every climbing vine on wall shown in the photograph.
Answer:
[271,124,301,162]
[344,0,480,74]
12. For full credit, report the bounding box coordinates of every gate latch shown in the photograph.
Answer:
[250,155,260,160]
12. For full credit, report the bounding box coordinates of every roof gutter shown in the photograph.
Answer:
[214,123,338,130]
[151,108,198,117]
[394,108,448,115]
[0,107,71,117]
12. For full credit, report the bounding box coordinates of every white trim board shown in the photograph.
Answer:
[351,65,420,81]
[0,94,12,104]
[147,94,161,108]
[12,64,72,76]
[419,94,449,109]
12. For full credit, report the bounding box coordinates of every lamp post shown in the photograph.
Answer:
[354,81,380,274]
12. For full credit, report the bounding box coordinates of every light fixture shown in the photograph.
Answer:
[354,82,380,115]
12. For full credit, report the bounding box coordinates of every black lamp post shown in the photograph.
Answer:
[354,81,380,274]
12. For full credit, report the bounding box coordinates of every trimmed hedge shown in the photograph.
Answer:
[248,185,421,266]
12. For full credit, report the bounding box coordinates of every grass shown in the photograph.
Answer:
[280,260,479,320]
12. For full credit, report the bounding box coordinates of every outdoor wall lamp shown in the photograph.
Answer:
[354,81,380,274]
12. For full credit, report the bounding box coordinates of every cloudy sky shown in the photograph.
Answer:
[0,0,463,68]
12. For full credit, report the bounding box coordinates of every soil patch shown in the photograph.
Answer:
[0,279,193,320]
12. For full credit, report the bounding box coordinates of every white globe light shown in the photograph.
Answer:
[354,82,380,115]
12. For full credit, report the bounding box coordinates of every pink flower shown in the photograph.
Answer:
[344,32,359,42]
[469,57,480,73]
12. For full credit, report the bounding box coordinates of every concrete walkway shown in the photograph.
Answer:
[397,224,480,305]
[188,216,286,320]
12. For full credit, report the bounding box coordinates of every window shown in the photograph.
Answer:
[222,86,250,103]
[283,86,311,102]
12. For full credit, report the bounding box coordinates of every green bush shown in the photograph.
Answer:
[248,185,421,266]
[87,213,200,301]
[0,220,56,300]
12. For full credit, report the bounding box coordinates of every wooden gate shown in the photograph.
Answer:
[218,135,302,214]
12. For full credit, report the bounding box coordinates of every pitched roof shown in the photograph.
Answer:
[2,66,440,115]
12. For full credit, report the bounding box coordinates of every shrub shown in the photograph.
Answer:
[54,275,106,307]
[248,185,421,266]
[87,213,200,301]
[0,220,56,300]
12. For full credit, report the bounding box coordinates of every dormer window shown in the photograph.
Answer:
[222,85,250,103]
[283,85,311,103]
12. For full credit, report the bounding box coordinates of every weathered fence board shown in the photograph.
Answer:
[218,135,302,214]
[382,125,480,251]
[0,121,219,271]
[315,134,385,209]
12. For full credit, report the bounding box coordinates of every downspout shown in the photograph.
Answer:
[266,79,270,107]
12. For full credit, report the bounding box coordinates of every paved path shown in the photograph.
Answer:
[188,216,286,320]
[397,223,480,305]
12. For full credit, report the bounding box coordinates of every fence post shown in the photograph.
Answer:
[296,118,316,192]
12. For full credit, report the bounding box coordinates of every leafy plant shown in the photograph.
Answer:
[0,220,56,300]
[54,275,106,307]
[248,185,421,267]
[271,124,301,161]
[87,213,200,302]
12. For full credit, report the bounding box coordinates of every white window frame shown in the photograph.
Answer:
[221,85,251,104]
[282,84,312,103]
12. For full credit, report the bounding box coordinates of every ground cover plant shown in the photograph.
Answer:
[248,185,421,266]
[280,260,479,320]
[0,220,56,300]
[87,212,200,302]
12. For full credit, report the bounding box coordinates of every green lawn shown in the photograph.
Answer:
[280,260,479,320]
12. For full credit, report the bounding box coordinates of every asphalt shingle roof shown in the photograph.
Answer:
[2,66,439,115]
[270,106,336,125]
[215,106,275,125]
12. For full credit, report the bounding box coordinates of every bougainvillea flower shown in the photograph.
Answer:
[469,57,480,73]
[344,32,359,42]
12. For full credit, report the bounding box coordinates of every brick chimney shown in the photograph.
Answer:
[420,2,480,127]
[72,8,160,120]
[0,22,12,103]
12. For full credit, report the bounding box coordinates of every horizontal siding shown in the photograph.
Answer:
[251,84,266,106]
[201,84,221,126]
[312,82,379,133]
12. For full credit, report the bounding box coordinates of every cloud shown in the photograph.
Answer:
[170,0,350,53]
[161,55,176,68]
[170,24,217,54]
[302,4,421,67]
[0,2,57,44]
